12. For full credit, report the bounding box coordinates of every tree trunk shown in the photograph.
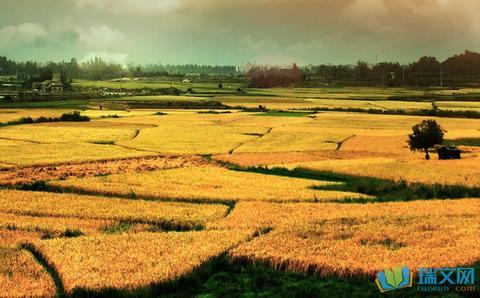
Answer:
[424,148,430,160]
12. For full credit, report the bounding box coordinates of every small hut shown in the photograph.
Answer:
[438,146,461,160]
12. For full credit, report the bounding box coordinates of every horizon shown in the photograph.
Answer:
[1,0,479,66]
[2,49,477,69]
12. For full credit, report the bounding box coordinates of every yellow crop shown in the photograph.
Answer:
[0,155,206,186]
[29,229,253,294]
[51,166,371,203]
[0,109,72,124]
[0,213,113,236]
[282,156,480,187]
[117,123,269,154]
[0,190,228,229]
[0,140,153,166]
[0,124,137,144]
[233,131,345,153]
[0,230,42,248]
[213,151,333,167]
[222,200,480,276]
[0,246,56,297]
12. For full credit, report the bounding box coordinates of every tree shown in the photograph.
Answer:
[407,119,445,160]
[39,67,53,81]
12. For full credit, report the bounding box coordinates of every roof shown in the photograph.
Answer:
[41,80,63,86]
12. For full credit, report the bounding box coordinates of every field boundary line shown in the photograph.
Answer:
[21,242,66,297]
[228,127,273,154]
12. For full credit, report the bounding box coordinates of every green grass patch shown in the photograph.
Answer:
[102,221,135,234]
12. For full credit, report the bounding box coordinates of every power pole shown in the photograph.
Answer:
[440,64,443,88]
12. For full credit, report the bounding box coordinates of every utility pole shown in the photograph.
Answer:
[382,66,385,87]
[440,64,443,88]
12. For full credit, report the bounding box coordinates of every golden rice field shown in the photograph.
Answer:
[280,156,480,187]
[0,213,113,236]
[0,230,43,248]
[27,229,254,295]
[0,109,72,124]
[0,124,137,144]
[117,124,269,154]
[50,166,370,203]
[0,246,56,297]
[1,96,480,296]
[0,139,153,166]
[0,190,228,229]
[222,199,480,276]
[0,155,205,186]
[210,199,480,230]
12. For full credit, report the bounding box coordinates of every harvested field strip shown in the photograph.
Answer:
[0,154,207,186]
[26,229,255,295]
[0,190,229,230]
[50,166,371,203]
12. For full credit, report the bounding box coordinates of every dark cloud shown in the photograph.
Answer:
[0,0,479,64]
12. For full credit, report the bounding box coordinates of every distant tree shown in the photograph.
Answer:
[247,63,303,88]
[218,82,223,88]
[60,71,68,85]
[39,67,53,81]
[407,119,445,160]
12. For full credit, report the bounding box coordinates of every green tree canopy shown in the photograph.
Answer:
[407,119,445,160]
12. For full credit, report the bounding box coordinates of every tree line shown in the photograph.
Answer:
[304,50,480,87]
[0,57,240,81]
[1,49,480,87]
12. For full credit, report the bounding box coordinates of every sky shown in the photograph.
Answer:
[0,0,479,66]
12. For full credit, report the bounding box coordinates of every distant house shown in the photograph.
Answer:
[40,80,63,94]
[438,146,461,160]
[32,82,42,91]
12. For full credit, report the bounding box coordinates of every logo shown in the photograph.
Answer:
[375,266,413,292]
[417,267,475,292]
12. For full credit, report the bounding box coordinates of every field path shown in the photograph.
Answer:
[229,127,274,154]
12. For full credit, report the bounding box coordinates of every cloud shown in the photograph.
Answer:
[76,25,126,50]
[1,0,480,64]
[0,23,47,45]
[71,0,182,15]
[81,51,129,67]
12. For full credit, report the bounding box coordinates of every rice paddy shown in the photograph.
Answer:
[27,229,254,295]
[0,190,228,229]
[1,86,480,296]
[50,166,370,203]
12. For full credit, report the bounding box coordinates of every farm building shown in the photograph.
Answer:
[40,80,63,94]
[438,146,461,159]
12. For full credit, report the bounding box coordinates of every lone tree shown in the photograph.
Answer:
[407,119,445,160]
